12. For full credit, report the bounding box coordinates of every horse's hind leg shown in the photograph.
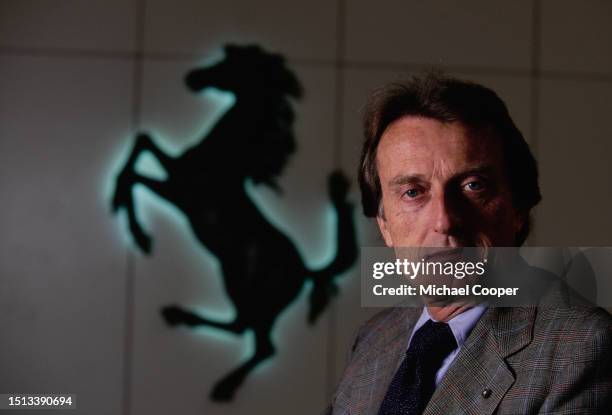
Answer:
[161,305,246,334]
[210,322,276,401]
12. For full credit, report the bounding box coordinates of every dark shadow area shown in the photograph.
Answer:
[110,44,358,401]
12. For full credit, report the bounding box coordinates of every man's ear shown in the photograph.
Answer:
[514,209,527,236]
[511,208,529,245]
[376,214,393,247]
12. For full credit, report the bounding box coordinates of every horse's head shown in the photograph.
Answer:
[186,45,302,191]
[185,44,303,99]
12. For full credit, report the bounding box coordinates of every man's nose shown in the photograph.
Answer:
[432,192,461,235]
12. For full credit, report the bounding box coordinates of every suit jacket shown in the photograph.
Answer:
[327,281,612,414]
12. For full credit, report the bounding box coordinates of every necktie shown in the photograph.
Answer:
[378,320,458,415]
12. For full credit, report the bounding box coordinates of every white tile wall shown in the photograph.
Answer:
[144,0,338,61]
[536,79,612,245]
[345,0,533,69]
[0,55,133,415]
[0,0,137,51]
[541,0,612,74]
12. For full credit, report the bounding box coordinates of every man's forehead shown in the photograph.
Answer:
[380,116,472,153]
[376,116,503,178]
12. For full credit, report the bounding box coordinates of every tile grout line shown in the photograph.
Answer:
[332,0,346,169]
[529,0,542,246]
[122,250,135,415]
[2,46,612,83]
[121,1,146,415]
[325,0,346,404]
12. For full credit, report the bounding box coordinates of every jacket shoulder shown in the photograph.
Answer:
[535,279,612,335]
[350,307,420,356]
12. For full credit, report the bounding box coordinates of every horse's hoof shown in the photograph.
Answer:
[161,306,184,326]
[111,170,131,213]
[110,186,125,214]
[308,281,339,325]
[133,229,153,255]
[136,132,151,144]
[161,305,200,327]
[328,170,350,204]
[210,381,236,402]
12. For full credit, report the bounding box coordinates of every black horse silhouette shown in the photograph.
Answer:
[110,45,357,401]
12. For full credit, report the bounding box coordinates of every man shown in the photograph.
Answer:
[327,73,612,414]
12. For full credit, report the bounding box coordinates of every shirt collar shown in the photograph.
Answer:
[410,303,488,347]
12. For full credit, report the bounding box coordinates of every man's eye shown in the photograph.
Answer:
[464,181,484,191]
[404,188,421,198]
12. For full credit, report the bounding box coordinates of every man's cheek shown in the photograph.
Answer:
[396,216,424,245]
[384,216,403,242]
[481,201,517,242]
[479,197,509,219]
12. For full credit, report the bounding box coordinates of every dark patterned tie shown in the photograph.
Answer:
[378,320,458,415]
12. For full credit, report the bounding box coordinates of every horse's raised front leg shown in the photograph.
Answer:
[117,174,153,254]
[210,322,276,401]
[111,133,176,254]
[112,174,175,254]
[111,133,176,212]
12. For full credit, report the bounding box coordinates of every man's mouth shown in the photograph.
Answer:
[423,247,464,262]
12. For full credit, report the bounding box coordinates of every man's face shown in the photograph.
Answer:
[375,116,523,248]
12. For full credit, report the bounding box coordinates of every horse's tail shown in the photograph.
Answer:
[306,171,358,324]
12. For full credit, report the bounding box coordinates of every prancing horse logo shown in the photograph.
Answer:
[110,44,357,401]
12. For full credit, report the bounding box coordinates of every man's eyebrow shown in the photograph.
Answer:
[388,174,428,187]
[388,166,497,187]
[454,165,497,179]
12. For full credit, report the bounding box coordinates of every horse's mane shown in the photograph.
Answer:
[223,44,302,191]
[225,44,303,99]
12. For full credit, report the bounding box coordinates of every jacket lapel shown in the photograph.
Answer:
[423,306,536,415]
